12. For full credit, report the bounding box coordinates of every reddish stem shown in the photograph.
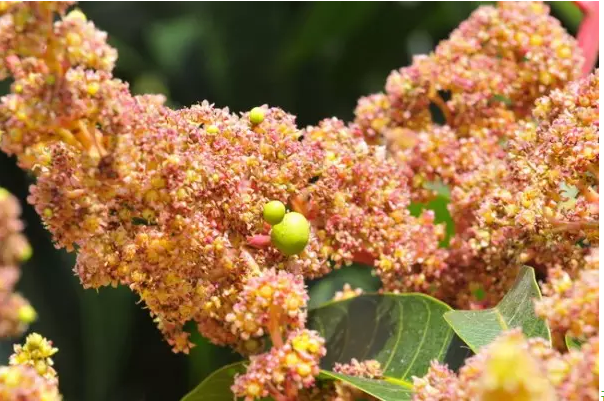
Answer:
[267,305,284,349]
[246,234,271,249]
[574,1,599,76]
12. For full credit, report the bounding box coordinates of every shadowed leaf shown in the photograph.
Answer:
[308,293,455,383]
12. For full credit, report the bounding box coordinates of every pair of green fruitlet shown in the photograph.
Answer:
[263,200,310,256]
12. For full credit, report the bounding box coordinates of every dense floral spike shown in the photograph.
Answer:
[413,329,598,400]
[535,249,598,340]
[0,188,35,338]
[0,0,452,352]
[231,329,326,400]
[303,118,447,293]
[0,333,61,401]
[357,1,582,142]
[350,1,592,309]
[226,269,308,343]
[0,8,599,401]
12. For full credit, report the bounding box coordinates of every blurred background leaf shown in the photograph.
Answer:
[0,2,582,400]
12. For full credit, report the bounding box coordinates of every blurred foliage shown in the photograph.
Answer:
[0,2,581,400]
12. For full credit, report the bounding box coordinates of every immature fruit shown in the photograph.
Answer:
[249,107,265,125]
[17,304,37,324]
[271,212,310,256]
[263,200,286,225]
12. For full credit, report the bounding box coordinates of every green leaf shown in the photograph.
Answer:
[320,371,413,401]
[308,293,456,383]
[408,194,454,248]
[307,263,380,309]
[181,362,255,401]
[565,335,583,351]
[491,94,512,107]
[184,293,464,401]
[444,266,551,353]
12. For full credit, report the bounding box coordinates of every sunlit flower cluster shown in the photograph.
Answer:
[232,329,326,400]
[413,329,598,401]
[0,332,61,401]
[0,0,446,358]
[535,248,598,340]
[0,1,599,400]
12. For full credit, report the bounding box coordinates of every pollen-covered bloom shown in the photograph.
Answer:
[413,329,599,401]
[226,269,308,341]
[0,1,452,353]
[0,188,36,338]
[232,329,326,400]
[535,249,598,340]
[0,333,61,401]
[350,1,589,309]
[303,118,448,294]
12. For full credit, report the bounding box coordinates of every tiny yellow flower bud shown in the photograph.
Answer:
[205,124,219,134]
[285,352,299,367]
[296,363,312,377]
[258,285,273,299]
[246,382,261,397]
[66,9,87,22]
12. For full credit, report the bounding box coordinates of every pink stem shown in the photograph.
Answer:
[574,1,599,76]
[246,234,271,249]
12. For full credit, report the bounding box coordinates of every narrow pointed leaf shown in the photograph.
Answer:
[320,371,413,401]
[443,266,551,353]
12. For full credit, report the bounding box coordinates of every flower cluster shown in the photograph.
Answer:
[353,1,597,308]
[232,329,326,400]
[332,284,363,302]
[226,269,308,344]
[0,332,61,401]
[0,188,36,338]
[0,1,599,400]
[535,248,598,340]
[333,359,383,379]
[413,329,598,401]
[0,1,447,356]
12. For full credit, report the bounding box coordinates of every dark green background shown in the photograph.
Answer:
[0,2,581,400]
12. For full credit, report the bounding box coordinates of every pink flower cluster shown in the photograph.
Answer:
[0,188,36,338]
[0,2,599,400]
[413,329,598,401]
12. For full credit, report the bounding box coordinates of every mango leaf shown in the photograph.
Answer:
[308,293,456,384]
[181,362,255,401]
[320,371,413,400]
[443,266,551,353]
[565,335,583,351]
[307,263,380,309]
[182,362,413,401]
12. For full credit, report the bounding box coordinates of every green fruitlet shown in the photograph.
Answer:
[17,304,37,324]
[263,200,286,225]
[249,107,265,125]
[271,212,310,256]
